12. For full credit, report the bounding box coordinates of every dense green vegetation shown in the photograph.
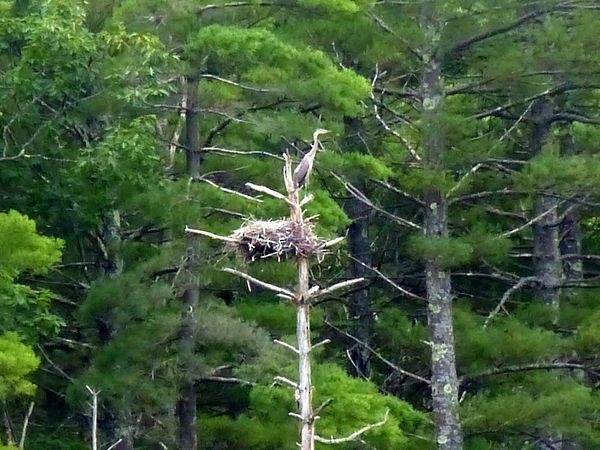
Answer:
[1,0,599,449]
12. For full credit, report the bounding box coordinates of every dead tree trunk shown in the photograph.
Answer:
[178,73,201,450]
[297,256,314,450]
[420,4,463,448]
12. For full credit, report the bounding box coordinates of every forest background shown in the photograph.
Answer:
[1,0,600,449]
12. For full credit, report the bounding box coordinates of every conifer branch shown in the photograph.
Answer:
[197,1,290,14]
[448,3,578,55]
[463,362,596,382]
[369,13,423,60]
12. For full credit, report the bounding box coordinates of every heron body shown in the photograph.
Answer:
[293,128,331,190]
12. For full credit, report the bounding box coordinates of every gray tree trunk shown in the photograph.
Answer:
[529,101,564,450]
[178,74,201,450]
[559,130,583,281]
[346,196,374,378]
[343,116,374,378]
[420,4,463,448]
[297,257,314,450]
[529,100,564,315]
[100,209,123,279]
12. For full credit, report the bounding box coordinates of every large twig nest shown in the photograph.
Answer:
[230,219,322,261]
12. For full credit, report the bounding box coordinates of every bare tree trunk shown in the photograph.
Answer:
[178,73,201,450]
[419,4,463,448]
[297,257,314,450]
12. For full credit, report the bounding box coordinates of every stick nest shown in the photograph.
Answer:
[229,219,322,261]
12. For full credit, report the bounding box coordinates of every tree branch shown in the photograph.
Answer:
[325,320,430,384]
[222,267,295,298]
[314,409,389,444]
[484,277,539,327]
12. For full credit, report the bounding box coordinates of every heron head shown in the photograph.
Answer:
[313,128,331,141]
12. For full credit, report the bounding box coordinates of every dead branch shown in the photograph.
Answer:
[85,386,100,450]
[185,226,239,243]
[331,172,422,230]
[484,277,539,327]
[325,320,430,384]
[274,376,298,389]
[18,402,34,450]
[350,257,425,301]
[202,146,284,160]
[199,376,256,386]
[311,339,330,351]
[274,339,300,354]
[501,203,563,238]
[199,177,263,202]
[222,268,295,297]
[200,74,275,93]
[314,409,389,444]
[462,362,595,383]
[245,182,292,204]
[370,64,422,161]
[312,278,365,298]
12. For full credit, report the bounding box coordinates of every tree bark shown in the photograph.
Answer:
[343,116,373,379]
[100,209,123,279]
[185,74,201,180]
[559,130,583,281]
[297,257,314,450]
[530,100,564,314]
[178,73,201,450]
[346,196,374,378]
[420,4,463,448]
[529,102,565,450]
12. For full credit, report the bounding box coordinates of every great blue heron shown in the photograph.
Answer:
[293,128,331,190]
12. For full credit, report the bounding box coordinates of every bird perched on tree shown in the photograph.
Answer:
[293,128,331,190]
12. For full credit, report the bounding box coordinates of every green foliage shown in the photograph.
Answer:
[409,235,474,269]
[0,333,40,400]
[0,211,64,339]
[203,364,428,450]
[187,25,370,115]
